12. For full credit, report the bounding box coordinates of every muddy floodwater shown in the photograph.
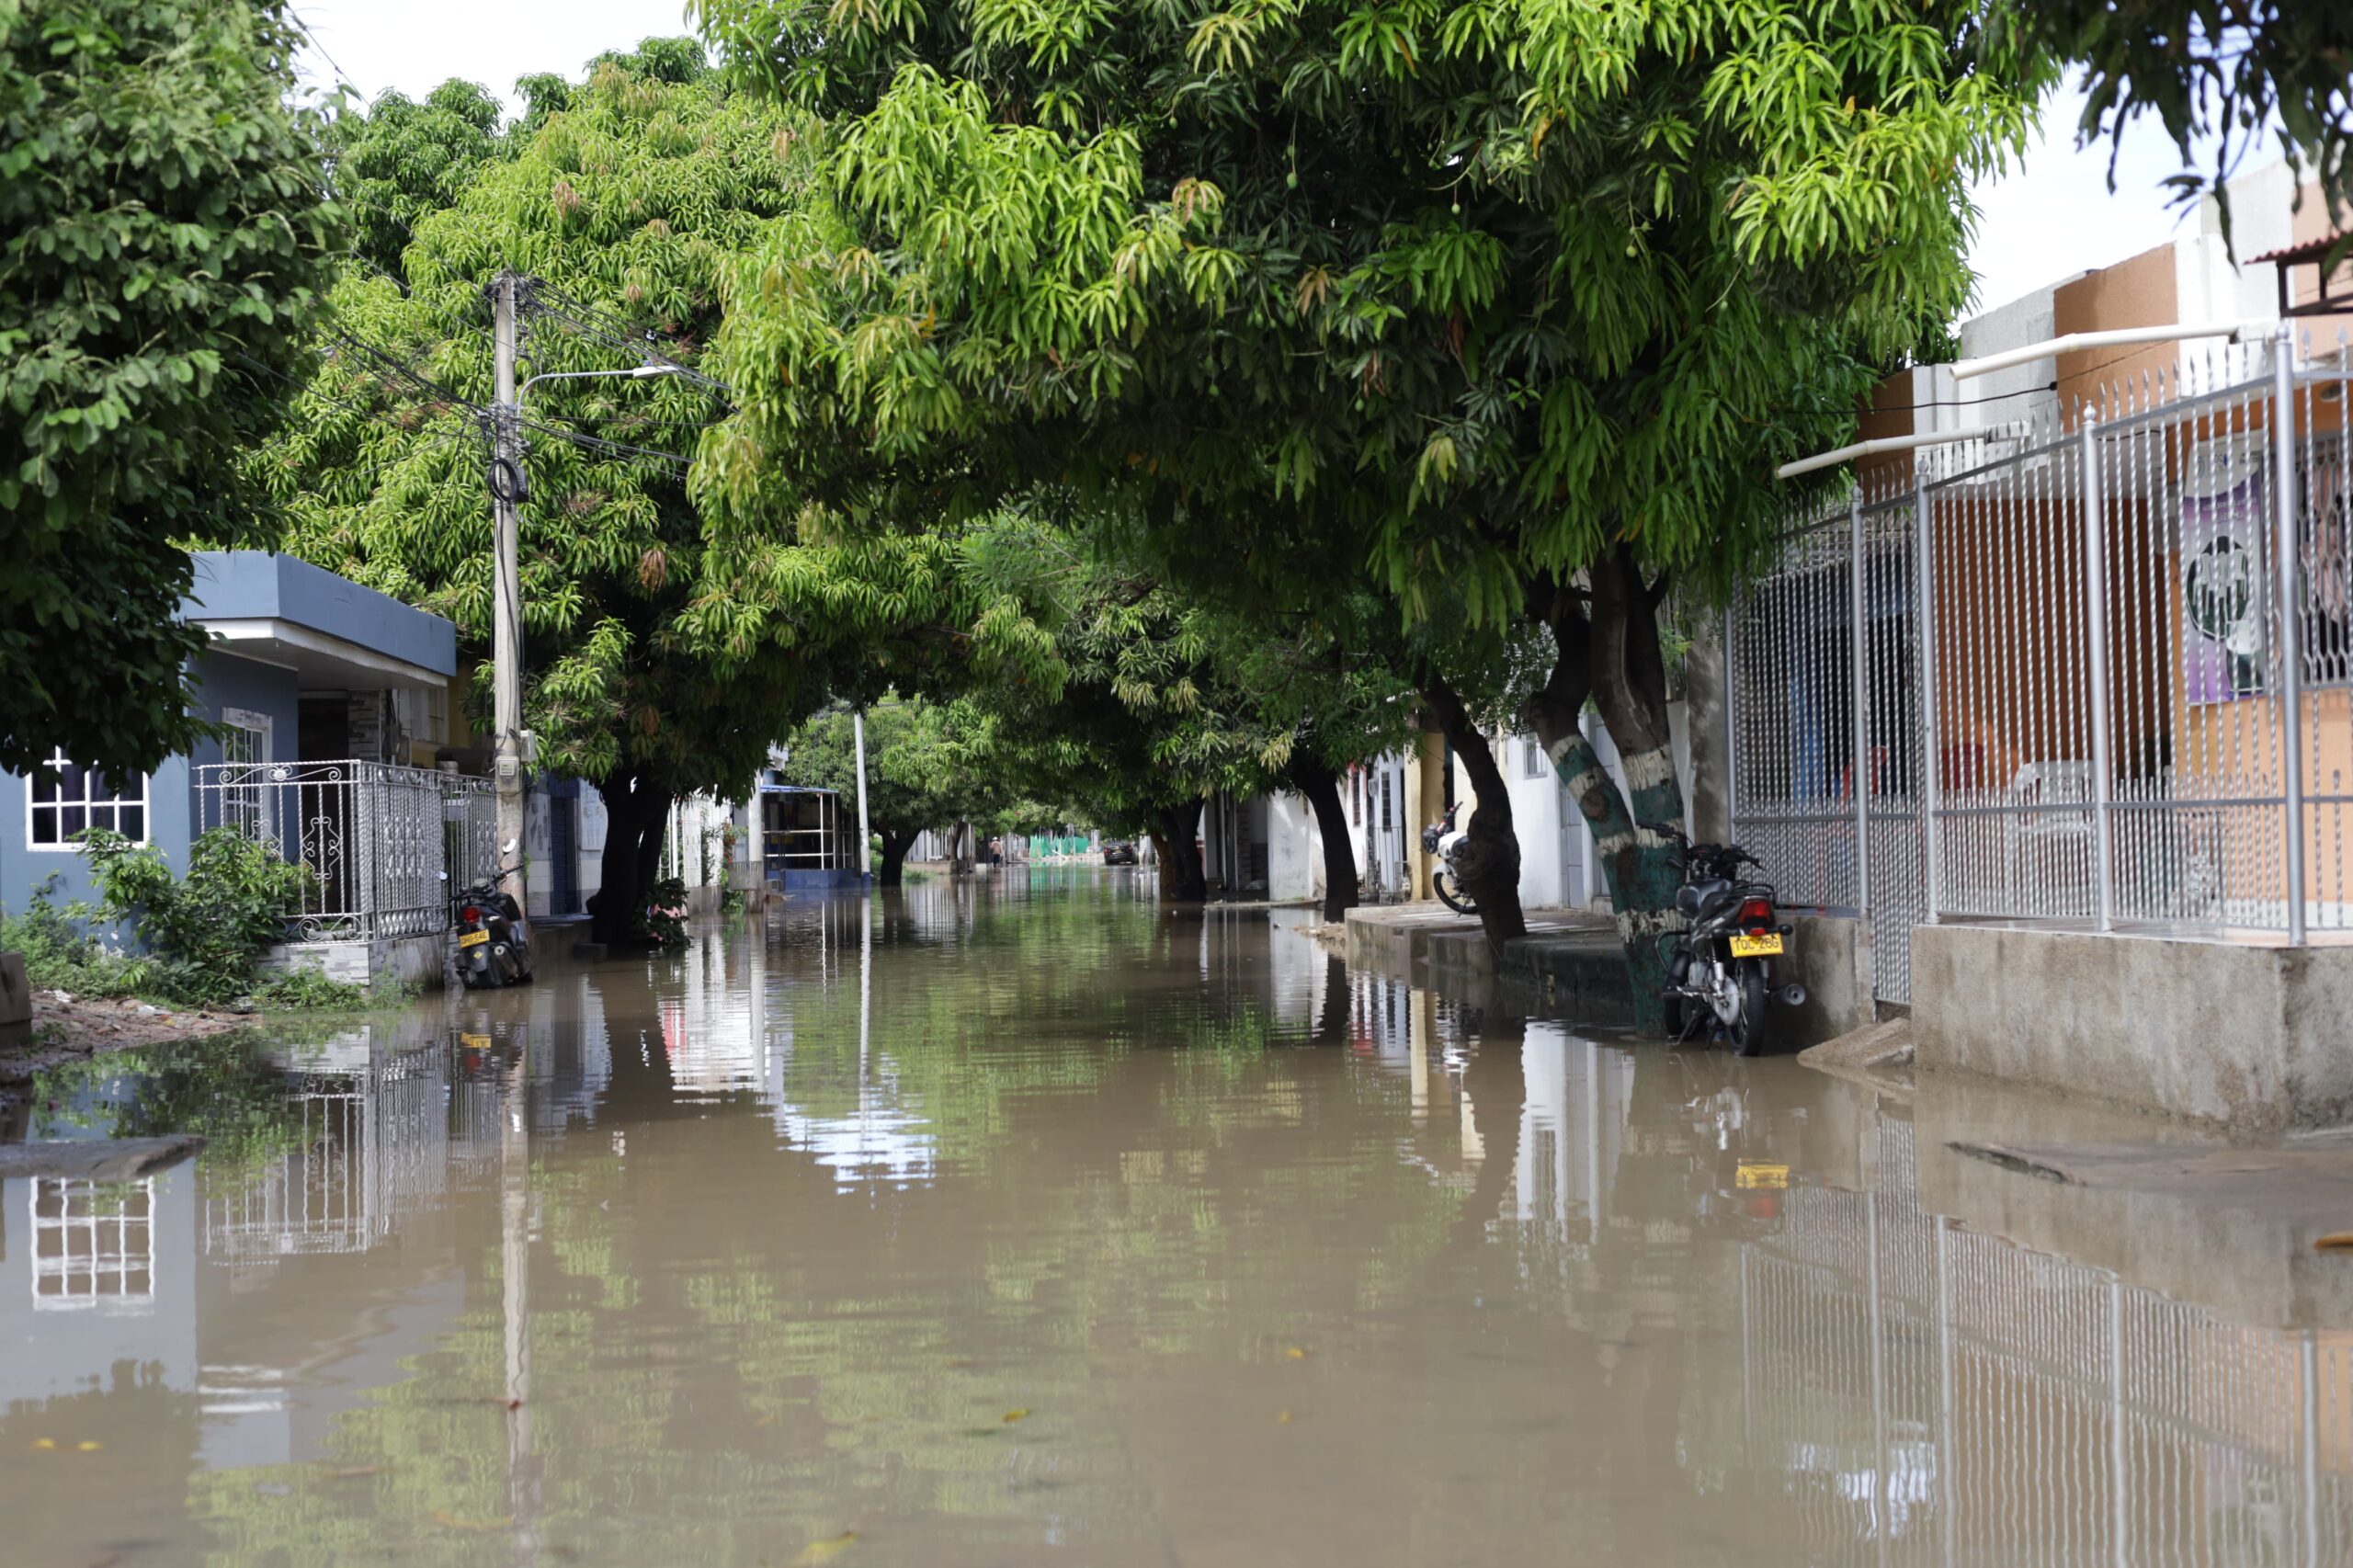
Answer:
[6,870,2353,1565]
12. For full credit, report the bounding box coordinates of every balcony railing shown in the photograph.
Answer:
[191,760,496,942]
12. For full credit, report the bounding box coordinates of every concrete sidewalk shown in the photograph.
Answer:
[1343,902,1631,1015]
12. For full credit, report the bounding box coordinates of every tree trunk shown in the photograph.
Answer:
[1521,552,1686,1031]
[1286,759,1359,922]
[1420,674,1527,949]
[1157,799,1208,903]
[949,819,975,876]
[589,769,676,947]
[877,828,914,888]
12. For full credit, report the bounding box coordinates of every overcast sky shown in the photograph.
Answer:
[292,3,2217,319]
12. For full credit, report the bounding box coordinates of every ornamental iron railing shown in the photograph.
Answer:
[191,759,496,942]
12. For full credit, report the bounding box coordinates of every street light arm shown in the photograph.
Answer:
[516,364,682,403]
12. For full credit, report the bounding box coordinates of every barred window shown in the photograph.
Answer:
[28,750,147,849]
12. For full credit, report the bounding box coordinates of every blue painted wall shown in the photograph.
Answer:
[183,649,302,771]
[0,647,290,925]
[0,756,189,921]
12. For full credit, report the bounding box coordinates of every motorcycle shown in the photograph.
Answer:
[1641,821,1805,1055]
[452,839,534,989]
[1419,801,1477,915]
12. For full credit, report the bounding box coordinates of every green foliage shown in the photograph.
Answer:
[325,78,504,283]
[642,873,690,949]
[2003,2,2353,248]
[0,874,134,997]
[696,0,2042,617]
[81,826,313,1006]
[0,0,345,776]
[273,43,1025,820]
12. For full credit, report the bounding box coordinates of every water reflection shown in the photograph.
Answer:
[0,871,2347,1564]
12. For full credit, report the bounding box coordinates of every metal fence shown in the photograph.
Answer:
[1730,326,2353,1002]
[192,759,496,942]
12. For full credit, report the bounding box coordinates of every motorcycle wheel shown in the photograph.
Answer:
[1728,962,1769,1057]
[1433,869,1478,915]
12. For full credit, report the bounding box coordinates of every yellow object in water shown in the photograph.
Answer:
[1736,1162,1790,1189]
[790,1531,858,1565]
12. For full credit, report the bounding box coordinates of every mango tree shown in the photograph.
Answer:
[694,0,2040,1017]
[268,44,1016,943]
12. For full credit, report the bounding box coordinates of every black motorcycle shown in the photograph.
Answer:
[1642,821,1804,1055]
[453,848,533,989]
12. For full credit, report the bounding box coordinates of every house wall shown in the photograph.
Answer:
[183,648,302,772]
[0,757,190,917]
[1267,791,1321,903]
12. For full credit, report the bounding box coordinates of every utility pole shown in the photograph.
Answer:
[490,272,529,914]
[852,708,871,884]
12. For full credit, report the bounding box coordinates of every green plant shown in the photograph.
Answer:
[642,874,690,950]
[248,964,366,1010]
[80,826,311,1006]
[0,873,136,997]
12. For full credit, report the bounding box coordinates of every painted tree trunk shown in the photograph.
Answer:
[1421,677,1527,949]
[949,819,974,876]
[1288,760,1360,921]
[1543,728,1687,1032]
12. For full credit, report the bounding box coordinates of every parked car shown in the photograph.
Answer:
[1102,840,1139,867]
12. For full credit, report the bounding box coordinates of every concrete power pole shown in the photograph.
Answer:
[490,273,529,911]
[851,708,871,885]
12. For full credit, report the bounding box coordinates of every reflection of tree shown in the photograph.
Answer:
[31,1033,308,1175]
[188,889,1469,1562]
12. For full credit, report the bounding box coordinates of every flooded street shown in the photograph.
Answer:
[6,870,2353,1565]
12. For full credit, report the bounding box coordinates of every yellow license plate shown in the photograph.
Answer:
[460,1033,492,1051]
[459,929,490,949]
[1729,933,1783,957]
[1737,1162,1790,1189]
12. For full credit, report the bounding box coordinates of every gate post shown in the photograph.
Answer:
[2274,323,2308,945]
[2083,414,2116,931]
[1850,491,1872,927]
[1915,463,1941,925]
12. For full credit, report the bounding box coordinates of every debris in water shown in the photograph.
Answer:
[790,1530,858,1564]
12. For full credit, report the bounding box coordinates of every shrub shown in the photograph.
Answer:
[79,826,314,1006]
[642,874,689,950]
[0,875,140,997]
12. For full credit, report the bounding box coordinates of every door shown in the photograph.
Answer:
[548,781,580,915]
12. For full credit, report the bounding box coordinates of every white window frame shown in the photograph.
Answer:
[220,707,273,766]
[26,748,151,852]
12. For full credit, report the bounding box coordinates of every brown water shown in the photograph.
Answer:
[6,869,2353,1566]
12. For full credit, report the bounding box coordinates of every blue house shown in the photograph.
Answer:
[1,551,485,987]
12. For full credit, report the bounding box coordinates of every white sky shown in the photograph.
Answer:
[292,6,2216,322]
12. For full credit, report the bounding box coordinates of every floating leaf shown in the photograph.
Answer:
[1284,1347,1307,1360]
[76,1440,103,1452]
[30,1438,56,1451]
[1276,1410,1293,1425]
[1001,1408,1030,1424]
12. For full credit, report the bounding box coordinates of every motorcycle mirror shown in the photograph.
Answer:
[501,838,520,857]
[438,871,449,881]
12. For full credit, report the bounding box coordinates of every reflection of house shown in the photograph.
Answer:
[0,551,488,989]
